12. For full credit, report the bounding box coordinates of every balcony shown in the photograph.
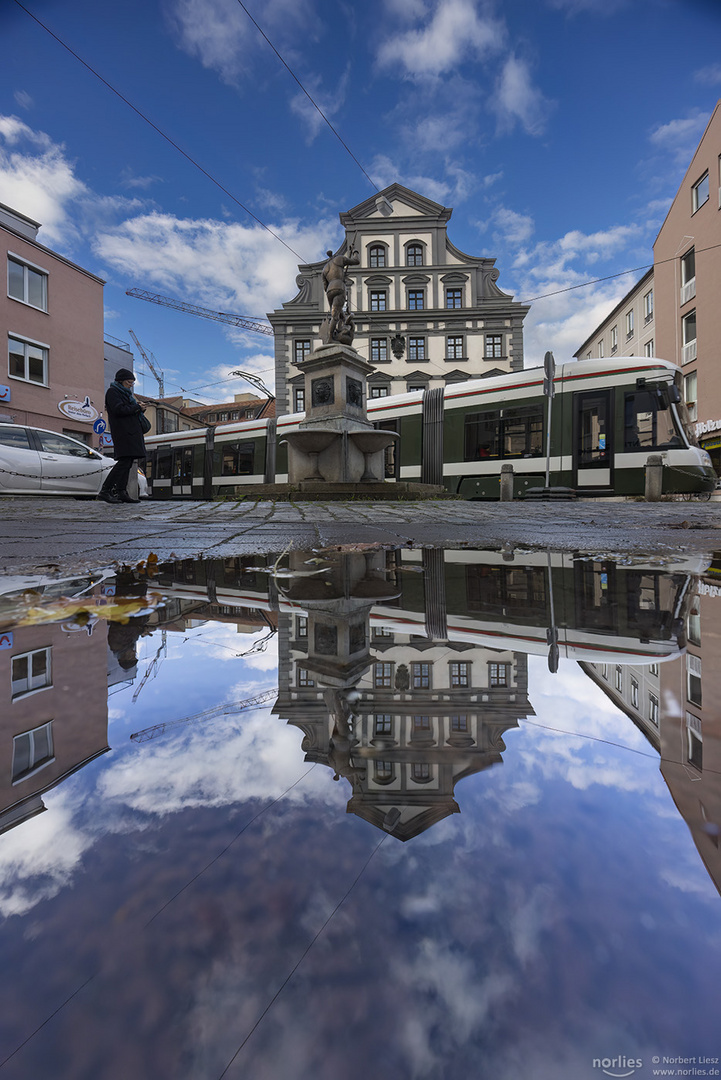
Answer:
[682,340,697,365]
[680,278,696,305]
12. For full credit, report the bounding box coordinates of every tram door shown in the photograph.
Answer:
[376,420,399,480]
[171,446,194,496]
[573,390,613,490]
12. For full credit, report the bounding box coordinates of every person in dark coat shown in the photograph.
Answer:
[98,367,149,503]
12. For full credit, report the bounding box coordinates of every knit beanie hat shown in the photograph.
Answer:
[115,368,135,381]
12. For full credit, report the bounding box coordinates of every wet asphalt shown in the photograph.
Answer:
[1,495,721,575]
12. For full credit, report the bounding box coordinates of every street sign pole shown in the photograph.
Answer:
[543,351,556,490]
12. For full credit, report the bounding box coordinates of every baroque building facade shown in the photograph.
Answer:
[269,184,529,416]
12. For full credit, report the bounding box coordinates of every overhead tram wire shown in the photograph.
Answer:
[235,0,379,194]
[12,0,308,264]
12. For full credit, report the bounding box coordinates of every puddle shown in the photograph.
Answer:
[0,547,720,1079]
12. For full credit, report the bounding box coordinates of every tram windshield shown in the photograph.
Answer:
[623,387,688,451]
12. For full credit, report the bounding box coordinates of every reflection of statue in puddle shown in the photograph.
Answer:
[325,688,365,782]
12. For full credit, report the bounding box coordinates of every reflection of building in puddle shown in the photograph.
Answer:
[0,618,110,836]
[581,558,721,894]
[117,546,703,844]
[153,557,278,635]
[275,548,534,840]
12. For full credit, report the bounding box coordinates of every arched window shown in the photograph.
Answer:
[369,244,386,268]
[374,760,395,785]
[406,243,423,266]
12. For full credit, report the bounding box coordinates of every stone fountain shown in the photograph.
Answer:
[283,244,399,489]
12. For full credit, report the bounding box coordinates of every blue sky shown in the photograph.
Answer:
[1,0,720,403]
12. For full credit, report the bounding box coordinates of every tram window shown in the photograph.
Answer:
[465,564,547,619]
[156,449,172,479]
[624,391,683,451]
[503,406,543,457]
[220,441,255,476]
[464,406,543,461]
[465,411,500,460]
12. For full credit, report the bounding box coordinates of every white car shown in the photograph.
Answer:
[0,423,116,496]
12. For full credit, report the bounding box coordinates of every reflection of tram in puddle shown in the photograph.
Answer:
[269,548,705,841]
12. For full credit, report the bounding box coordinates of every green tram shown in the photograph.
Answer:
[144,357,715,499]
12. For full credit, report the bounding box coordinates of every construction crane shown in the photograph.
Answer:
[126,288,274,337]
[128,328,165,398]
[131,631,167,703]
[130,686,277,744]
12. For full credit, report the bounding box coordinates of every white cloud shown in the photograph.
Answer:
[98,707,338,816]
[289,67,350,144]
[491,54,554,136]
[694,63,721,86]
[488,216,651,364]
[376,0,505,80]
[0,795,93,918]
[370,153,475,206]
[119,167,163,190]
[0,115,87,245]
[165,0,315,86]
[93,210,332,318]
[164,0,256,85]
[649,109,709,166]
[493,206,535,245]
[13,90,33,110]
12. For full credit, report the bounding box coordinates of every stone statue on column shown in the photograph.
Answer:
[321,245,360,345]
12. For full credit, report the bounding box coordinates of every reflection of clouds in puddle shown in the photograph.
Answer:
[99,709,342,814]
[0,794,92,917]
[518,657,662,796]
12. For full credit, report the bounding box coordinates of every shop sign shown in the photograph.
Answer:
[0,385,10,403]
[100,432,113,449]
[57,396,99,423]
[695,418,721,438]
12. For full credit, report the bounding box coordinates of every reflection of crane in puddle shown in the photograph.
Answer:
[132,630,167,703]
[130,686,277,743]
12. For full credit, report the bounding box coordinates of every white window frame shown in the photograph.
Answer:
[294,339,311,364]
[8,332,49,386]
[644,340,655,358]
[610,325,618,352]
[680,248,696,305]
[649,694,659,727]
[644,289,654,323]
[692,171,709,213]
[7,252,48,312]
[682,310,697,365]
[12,721,54,784]
[625,309,634,339]
[598,340,604,359]
[684,371,698,422]
[11,647,52,699]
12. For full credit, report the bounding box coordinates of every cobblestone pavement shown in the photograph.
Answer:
[1,496,721,575]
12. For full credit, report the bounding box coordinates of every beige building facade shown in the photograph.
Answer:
[269,184,528,416]
[576,100,721,472]
[1,202,105,447]
[574,268,655,366]
[654,100,721,469]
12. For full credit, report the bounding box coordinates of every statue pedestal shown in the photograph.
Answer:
[285,343,397,485]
